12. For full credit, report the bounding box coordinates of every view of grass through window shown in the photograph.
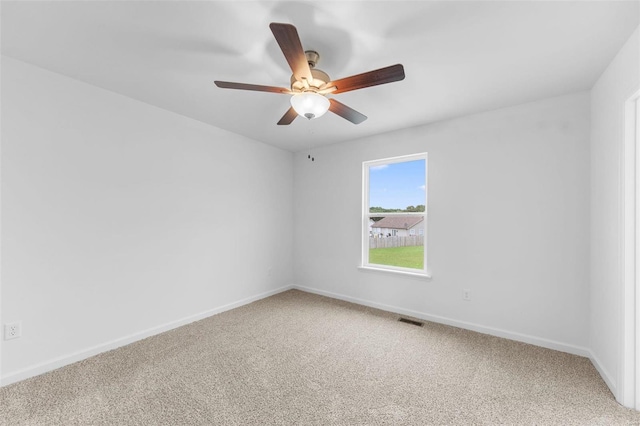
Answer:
[367,158,426,270]
[369,245,424,270]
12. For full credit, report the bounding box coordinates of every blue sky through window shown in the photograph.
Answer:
[369,159,425,210]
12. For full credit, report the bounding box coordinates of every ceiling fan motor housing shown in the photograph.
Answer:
[290,68,330,92]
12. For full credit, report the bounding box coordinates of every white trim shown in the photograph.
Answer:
[364,152,428,168]
[292,284,590,358]
[620,90,640,409]
[590,350,618,398]
[1,284,294,387]
[0,53,3,387]
[636,96,640,410]
[358,265,432,280]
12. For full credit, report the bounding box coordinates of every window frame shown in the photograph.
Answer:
[361,153,429,278]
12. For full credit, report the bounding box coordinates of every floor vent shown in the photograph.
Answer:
[398,317,424,327]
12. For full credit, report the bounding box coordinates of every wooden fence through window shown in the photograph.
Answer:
[369,235,424,249]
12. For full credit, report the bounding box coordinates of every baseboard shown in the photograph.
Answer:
[588,350,617,398]
[293,284,591,358]
[1,284,294,387]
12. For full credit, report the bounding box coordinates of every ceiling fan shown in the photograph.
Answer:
[214,23,405,125]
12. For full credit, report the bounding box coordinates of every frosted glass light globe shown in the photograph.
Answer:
[290,92,330,120]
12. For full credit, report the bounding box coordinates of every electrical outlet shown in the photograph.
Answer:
[462,289,471,301]
[4,322,22,340]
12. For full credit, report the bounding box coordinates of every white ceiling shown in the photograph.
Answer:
[1,1,638,152]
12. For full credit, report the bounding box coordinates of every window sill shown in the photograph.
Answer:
[358,265,432,280]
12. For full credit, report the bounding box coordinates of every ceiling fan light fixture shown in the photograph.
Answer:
[290,92,330,120]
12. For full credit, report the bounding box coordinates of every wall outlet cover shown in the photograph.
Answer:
[462,289,472,301]
[4,322,22,340]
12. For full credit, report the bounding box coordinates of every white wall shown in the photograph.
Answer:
[0,56,293,384]
[294,92,591,354]
[590,27,639,401]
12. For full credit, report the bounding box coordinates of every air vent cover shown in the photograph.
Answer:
[398,317,424,327]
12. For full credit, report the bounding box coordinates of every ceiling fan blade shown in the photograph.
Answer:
[328,99,367,124]
[269,23,313,83]
[277,107,298,125]
[324,64,405,94]
[215,81,292,94]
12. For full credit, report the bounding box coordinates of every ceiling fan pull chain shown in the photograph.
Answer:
[308,128,315,162]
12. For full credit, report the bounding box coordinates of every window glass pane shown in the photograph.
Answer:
[368,214,424,270]
[369,159,425,213]
[363,154,427,274]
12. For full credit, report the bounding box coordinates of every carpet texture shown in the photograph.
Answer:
[0,289,638,425]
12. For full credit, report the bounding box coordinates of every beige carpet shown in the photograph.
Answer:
[0,289,638,425]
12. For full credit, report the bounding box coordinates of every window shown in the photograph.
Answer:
[362,153,428,276]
